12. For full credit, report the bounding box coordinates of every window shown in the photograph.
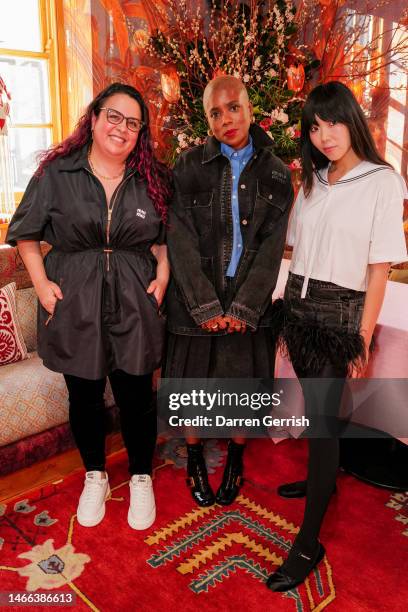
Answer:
[385,23,408,178]
[0,0,63,211]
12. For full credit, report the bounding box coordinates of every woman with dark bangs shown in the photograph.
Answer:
[6,83,172,531]
[266,81,407,592]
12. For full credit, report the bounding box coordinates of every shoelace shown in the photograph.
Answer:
[83,479,105,502]
[131,481,150,504]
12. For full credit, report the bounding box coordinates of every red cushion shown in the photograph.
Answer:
[0,282,28,366]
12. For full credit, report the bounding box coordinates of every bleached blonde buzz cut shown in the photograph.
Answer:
[203,75,249,112]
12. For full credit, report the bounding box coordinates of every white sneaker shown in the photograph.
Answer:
[76,471,110,527]
[128,474,156,530]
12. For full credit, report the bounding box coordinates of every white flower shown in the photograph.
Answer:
[286,126,296,137]
[233,71,240,78]
[278,111,289,124]
[243,74,250,83]
[254,56,262,70]
[269,68,277,77]
[270,109,289,124]
[194,137,201,145]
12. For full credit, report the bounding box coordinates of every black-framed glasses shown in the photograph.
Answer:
[99,107,145,132]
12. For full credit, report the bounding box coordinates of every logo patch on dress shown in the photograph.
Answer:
[137,209,146,219]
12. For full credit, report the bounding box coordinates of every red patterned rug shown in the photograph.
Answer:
[1,439,407,611]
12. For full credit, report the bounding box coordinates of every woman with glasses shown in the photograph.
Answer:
[7,82,172,531]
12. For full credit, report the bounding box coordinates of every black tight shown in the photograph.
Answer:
[284,363,346,573]
[64,370,156,476]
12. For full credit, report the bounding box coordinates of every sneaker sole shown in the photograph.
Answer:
[77,485,110,527]
[127,506,156,530]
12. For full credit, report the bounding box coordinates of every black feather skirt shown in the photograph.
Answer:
[273,272,372,378]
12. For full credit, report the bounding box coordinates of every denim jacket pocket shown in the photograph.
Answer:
[256,181,286,218]
[183,191,214,237]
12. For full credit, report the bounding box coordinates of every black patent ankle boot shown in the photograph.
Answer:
[186,443,215,507]
[215,440,245,505]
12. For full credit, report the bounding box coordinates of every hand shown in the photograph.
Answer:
[36,280,63,315]
[201,315,228,332]
[223,316,247,334]
[349,332,371,379]
[147,277,168,307]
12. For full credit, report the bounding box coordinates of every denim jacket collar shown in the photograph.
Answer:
[202,124,273,165]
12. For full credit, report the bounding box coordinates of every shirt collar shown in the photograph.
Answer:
[315,160,389,187]
[201,124,272,164]
[57,143,135,177]
[220,135,253,161]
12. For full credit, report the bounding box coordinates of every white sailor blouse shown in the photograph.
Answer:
[287,161,408,298]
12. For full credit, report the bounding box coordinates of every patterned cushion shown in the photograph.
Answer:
[0,243,51,289]
[0,353,116,446]
[16,287,37,352]
[0,354,68,446]
[0,282,28,366]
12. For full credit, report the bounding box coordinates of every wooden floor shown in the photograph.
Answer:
[0,433,124,504]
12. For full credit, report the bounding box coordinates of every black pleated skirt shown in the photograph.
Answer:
[163,327,276,378]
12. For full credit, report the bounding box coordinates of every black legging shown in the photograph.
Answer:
[64,370,156,475]
[288,362,347,565]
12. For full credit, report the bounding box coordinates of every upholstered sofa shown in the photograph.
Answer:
[0,245,116,476]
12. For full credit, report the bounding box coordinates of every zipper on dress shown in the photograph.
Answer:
[85,168,135,272]
[105,174,134,271]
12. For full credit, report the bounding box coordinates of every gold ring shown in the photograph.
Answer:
[211,324,218,329]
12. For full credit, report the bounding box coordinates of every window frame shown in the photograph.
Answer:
[0,0,65,205]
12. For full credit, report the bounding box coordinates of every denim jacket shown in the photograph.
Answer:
[166,124,294,336]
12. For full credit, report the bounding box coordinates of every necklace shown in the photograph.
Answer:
[87,150,125,180]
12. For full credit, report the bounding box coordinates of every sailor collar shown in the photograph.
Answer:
[315,161,390,187]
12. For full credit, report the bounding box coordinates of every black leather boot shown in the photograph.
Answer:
[215,440,245,505]
[186,443,215,507]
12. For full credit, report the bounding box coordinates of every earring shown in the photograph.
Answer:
[207,128,213,137]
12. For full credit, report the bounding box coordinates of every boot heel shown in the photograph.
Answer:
[186,443,215,507]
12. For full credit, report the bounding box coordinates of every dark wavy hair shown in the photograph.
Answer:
[301,81,392,197]
[36,82,171,222]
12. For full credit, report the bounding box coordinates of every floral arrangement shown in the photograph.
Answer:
[110,0,407,169]
[145,0,316,166]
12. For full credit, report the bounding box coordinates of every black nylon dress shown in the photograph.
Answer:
[6,146,166,380]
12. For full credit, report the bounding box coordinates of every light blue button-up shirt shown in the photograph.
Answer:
[221,137,254,277]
